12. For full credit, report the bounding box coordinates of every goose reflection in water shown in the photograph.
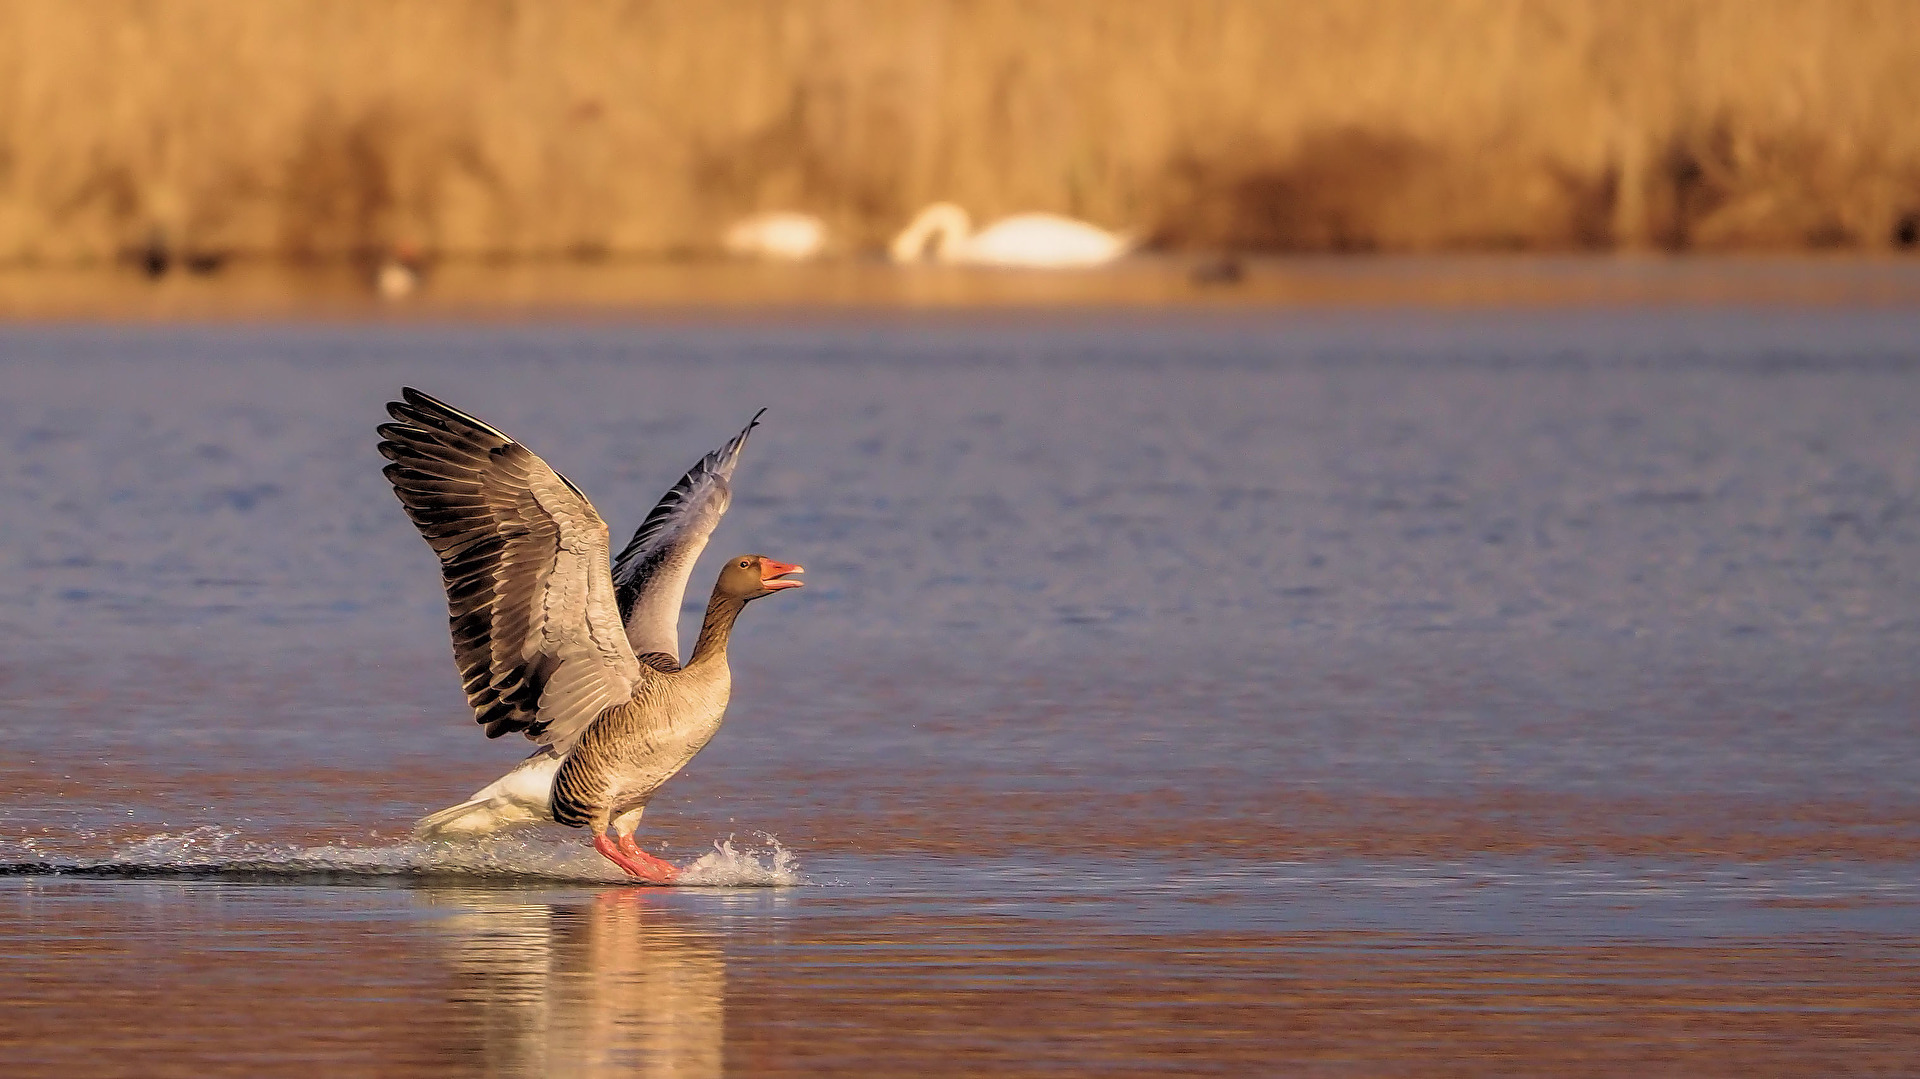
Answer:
[425,889,725,1077]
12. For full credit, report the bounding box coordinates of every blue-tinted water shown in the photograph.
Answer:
[1,309,1917,1074]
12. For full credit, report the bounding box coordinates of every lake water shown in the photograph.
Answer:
[1,307,1918,1074]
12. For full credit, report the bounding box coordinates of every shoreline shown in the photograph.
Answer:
[4,254,1920,322]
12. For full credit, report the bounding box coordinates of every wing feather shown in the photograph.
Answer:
[612,410,764,659]
[379,387,645,751]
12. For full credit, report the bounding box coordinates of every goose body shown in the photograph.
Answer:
[379,389,802,882]
[412,658,729,839]
[889,202,1132,267]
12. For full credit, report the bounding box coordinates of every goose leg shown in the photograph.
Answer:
[609,805,678,881]
[592,831,678,884]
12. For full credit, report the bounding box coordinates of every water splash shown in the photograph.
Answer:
[1,826,798,887]
[676,835,800,887]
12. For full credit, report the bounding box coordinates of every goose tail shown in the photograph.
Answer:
[413,750,563,838]
[413,798,528,838]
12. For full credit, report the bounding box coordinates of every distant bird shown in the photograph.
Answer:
[380,389,803,883]
[182,251,227,276]
[889,202,1132,267]
[138,228,171,279]
[722,211,828,261]
[376,260,417,299]
[376,242,425,300]
[1189,255,1246,286]
[1896,212,1919,249]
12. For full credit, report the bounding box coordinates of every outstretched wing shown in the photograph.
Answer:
[612,410,764,662]
[378,387,645,751]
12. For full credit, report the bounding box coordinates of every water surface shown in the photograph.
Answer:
[1,309,1917,1073]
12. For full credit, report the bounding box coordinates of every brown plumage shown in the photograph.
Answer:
[379,388,802,883]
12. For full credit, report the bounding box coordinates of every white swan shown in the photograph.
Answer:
[889,202,1132,267]
[721,211,827,261]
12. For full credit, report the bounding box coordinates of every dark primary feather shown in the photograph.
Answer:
[378,387,643,749]
[611,408,764,657]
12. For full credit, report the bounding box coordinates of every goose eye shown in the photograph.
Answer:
[738,560,750,569]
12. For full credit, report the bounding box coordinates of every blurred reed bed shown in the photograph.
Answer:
[1,0,1917,266]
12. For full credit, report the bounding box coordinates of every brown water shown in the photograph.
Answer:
[1,308,1918,1074]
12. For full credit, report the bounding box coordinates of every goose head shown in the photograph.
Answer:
[717,554,804,601]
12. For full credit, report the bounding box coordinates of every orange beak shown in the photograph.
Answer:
[759,559,804,590]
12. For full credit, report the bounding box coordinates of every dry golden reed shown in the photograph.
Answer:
[2,0,1917,263]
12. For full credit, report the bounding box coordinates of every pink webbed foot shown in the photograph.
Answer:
[617,833,682,881]
[592,831,680,884]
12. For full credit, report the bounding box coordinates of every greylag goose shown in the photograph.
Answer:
[378,388,802,883]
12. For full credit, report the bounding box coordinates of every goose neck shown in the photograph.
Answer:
[687,591,747,668]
